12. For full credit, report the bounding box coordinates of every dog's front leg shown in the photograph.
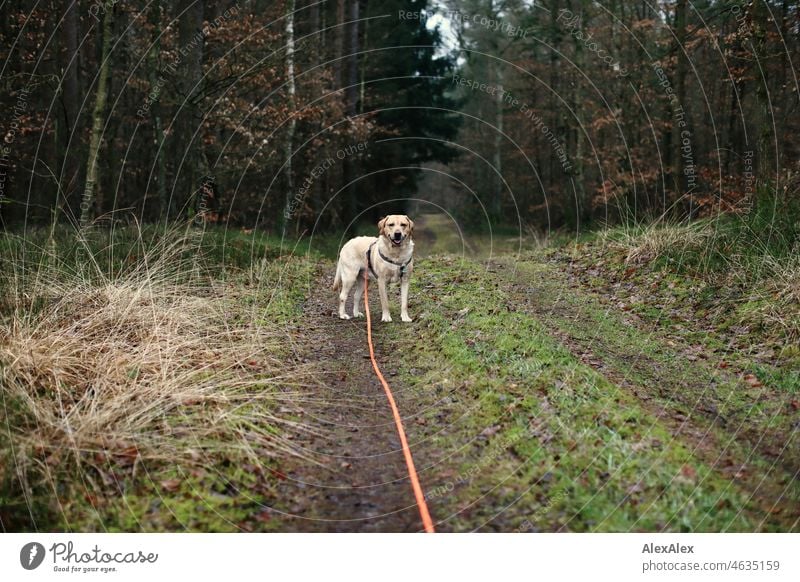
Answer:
[400,276,412,322]
[378,277,392,322]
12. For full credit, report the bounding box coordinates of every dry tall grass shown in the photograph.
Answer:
[753,254,800,340]
[0,230,317,505]
[602,220,713,265]
[598,219,799,341]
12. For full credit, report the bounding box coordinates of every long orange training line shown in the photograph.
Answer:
[363,270,435,533]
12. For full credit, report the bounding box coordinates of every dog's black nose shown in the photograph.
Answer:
[394,233,402,241]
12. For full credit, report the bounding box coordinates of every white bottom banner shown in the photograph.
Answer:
[1,533,797,581]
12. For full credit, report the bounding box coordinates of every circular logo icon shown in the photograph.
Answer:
[20,542,46,570]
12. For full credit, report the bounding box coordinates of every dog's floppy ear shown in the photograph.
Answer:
[405,215,414,235]
[377,216,388,235]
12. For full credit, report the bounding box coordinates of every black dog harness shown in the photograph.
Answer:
[366,241,413,280]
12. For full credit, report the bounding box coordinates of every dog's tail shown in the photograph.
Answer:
[332,262,341,291]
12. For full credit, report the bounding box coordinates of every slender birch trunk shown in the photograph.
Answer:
[282,0,297,237]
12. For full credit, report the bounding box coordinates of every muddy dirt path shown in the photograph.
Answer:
[272,264,428,532]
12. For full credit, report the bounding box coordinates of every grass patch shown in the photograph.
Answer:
[382,256,772,531]
[588,194,800,340]
[0,225,320,531]
[564,211,800,375]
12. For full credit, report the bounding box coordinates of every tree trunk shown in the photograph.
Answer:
[345,1,359,115]
[548,0,560,191]
[60,0,82,200]
[334,0,345,91]
[345,2,360,217]
[307,0,320,67]
[725,77,744,178]
[147,0,167,220]
[567,0,588,228]
[672,0,688,206]
[282,0,297,237]
[493,65,503,221]
[79,6,113,228]
[751,0,774,190]
[176,0,204,220]
[360,4,369,114]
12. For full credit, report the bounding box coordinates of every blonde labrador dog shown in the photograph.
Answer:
[332,215,415,322]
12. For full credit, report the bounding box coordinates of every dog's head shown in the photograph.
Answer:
[378,214,414,246]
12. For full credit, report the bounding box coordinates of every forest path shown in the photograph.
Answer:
[268,216,797,531]
[272,263,429,532]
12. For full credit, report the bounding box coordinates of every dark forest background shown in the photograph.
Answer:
[0,0,798,233]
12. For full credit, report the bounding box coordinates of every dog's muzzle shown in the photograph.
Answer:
[392,233,403,245]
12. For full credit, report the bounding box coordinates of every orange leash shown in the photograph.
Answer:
[363,270,435,533]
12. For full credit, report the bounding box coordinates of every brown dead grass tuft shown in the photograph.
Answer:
[0,231,319,500]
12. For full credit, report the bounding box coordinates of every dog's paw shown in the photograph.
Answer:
[381,313,392,322]
[401,314,413,322]
[352,311,364,318]
[338,313,351,320]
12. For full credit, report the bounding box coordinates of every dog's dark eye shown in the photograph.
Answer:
[401,223,408,227]
[388,223,395,227]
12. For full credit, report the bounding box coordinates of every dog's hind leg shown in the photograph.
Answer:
[332,262,342,291]
[352,272,365,318]
[338,269,356,319]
